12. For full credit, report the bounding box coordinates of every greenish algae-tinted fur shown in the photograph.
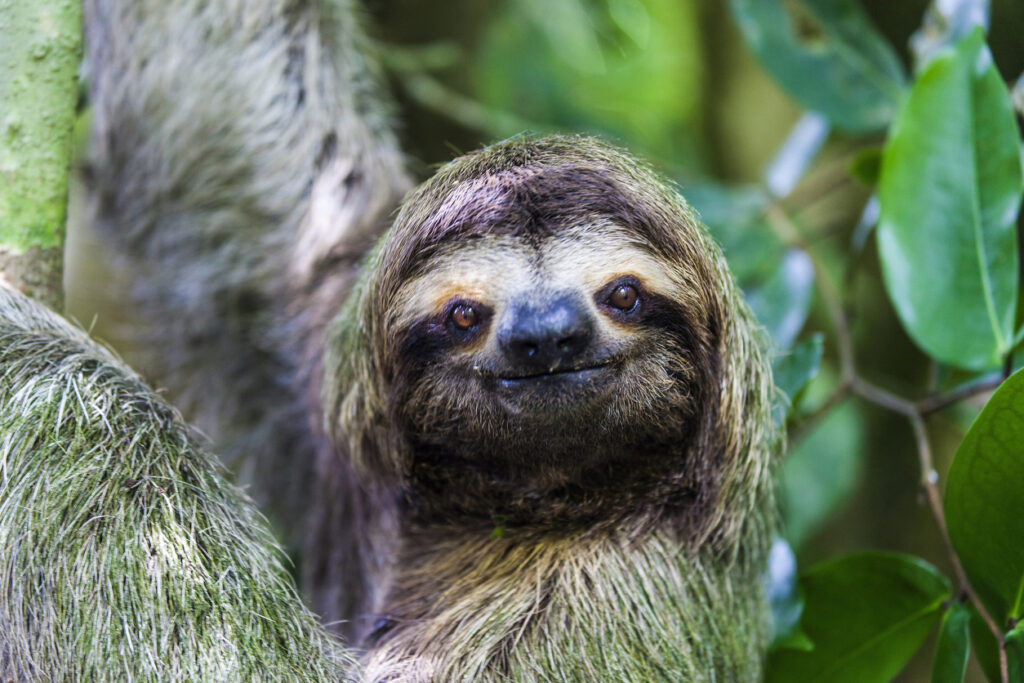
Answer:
[0,284,355,682]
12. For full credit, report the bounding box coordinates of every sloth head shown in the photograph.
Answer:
[327,136,776,543]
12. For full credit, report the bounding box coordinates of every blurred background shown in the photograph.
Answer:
[64,2,1024,680]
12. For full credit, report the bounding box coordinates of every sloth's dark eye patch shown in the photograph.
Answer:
[598,276,643,318]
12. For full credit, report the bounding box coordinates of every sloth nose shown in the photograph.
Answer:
[499,296,594,369]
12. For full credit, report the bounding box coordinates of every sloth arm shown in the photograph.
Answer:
[0,285,356,682]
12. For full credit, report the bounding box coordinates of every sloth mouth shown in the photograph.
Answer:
[494,363,613,387]
[477,360,621,416]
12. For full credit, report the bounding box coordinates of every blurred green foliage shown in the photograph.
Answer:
[934,603,972,683]
[766,552,950,682]
[946,369,1024,628]
[780,399,864,549]
[473,0,704,169]
[728,0,907,133]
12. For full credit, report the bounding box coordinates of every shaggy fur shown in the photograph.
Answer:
[327,135,780,680]
[83,0,410,633]
[80,2,779,676]
[0,284,356,681]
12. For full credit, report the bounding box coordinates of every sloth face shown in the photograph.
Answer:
[331,137,766,527]
[396,224,679,402]
[388,220,711,472]
[347,138,730,500]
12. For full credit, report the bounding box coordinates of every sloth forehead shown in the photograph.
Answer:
[393,222,680,324]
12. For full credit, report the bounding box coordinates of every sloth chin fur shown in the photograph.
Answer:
[324,134,781,681]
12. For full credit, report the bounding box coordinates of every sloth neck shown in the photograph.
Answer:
[362,520,770,682]
[404,439,703,532]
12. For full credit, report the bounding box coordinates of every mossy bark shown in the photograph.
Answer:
[0,0,82,311]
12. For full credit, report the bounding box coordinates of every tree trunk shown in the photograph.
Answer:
[0,0,81,311]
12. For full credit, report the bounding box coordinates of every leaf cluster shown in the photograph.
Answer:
[715,1,1024,680]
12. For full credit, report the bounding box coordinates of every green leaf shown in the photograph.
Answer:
[780,401,864,548]
[931,602,970,683]
[877,29,1022,371]
[848,147,883,187]
[968,603,1001,683]
[1008,625,1024,683]
[747,249,815,349]
[772,333,825,423]
[945,368,1024,624]
[766,553,951,683]
[727,0,906,133]
[772,333,824,403]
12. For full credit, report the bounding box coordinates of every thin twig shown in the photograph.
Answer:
[395,71,535,135]
[765,205,855,382]
[916,371,1005,416]
[909,416,1009,683]
[851,376,916,416]
[789,383,851,447]
[766,199,1011,682]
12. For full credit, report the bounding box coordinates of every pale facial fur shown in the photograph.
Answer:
[393,221,686,355]
[377,216,708,511]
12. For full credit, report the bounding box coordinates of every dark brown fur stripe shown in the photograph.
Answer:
[390,163,690,286]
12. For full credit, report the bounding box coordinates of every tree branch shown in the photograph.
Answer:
[0,0,82,311]
[767,198,1010,682]
[909,415,1008,683]
[916,371,1005,415]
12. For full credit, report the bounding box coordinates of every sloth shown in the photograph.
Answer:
[60,2,780,678]
[325,135,780,681]
[1,133,778,681]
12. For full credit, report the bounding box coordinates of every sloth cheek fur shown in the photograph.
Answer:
[376,235,723,526]
[394,284,701,471]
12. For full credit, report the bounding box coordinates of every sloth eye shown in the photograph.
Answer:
[608,283,639,312]
[450,303,479,330]
[444,299,491,342]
